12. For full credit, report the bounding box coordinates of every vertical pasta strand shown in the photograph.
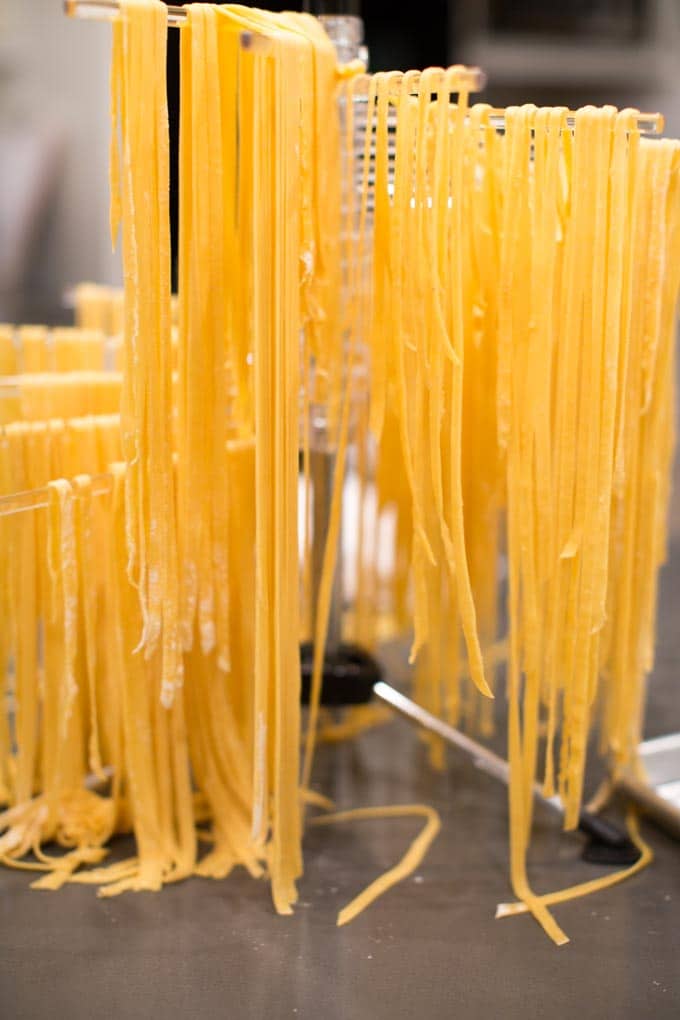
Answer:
[111,0,180,705]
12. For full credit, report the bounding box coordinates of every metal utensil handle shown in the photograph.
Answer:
[373,680,636,853]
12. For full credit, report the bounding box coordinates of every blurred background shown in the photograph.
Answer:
[1,0,680,323]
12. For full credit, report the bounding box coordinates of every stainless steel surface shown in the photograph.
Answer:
[617,733,680,840]
[659,778,680,803]
[1,703,679,1019]
[2,569,680,1018]
[638,732,680,786]
[617,771,680,842]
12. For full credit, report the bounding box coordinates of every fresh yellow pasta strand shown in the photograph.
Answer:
[310,805,441,926]
[72,475,104,778]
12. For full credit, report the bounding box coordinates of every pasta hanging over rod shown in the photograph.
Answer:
[1,0,679,946]
[354,91,680,942]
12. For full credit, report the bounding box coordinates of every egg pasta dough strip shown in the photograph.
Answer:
[110,0,181,704]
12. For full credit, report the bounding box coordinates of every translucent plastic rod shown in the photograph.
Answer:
[348,75,662,133]
[0,473,113,519]
[349,66,487,97]
[64,0,187,24]
[0,371,122,395]
[64,0,263,48]
[487,108,664,135]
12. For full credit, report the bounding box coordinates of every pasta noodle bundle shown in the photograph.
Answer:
[353,91,680,940]
[2,0,679,945]
[110,0,181,704]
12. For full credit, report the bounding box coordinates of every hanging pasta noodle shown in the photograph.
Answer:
[0,408,125,876]
[4,0,679,943]
[600,138,680,770]
[110,0,181,705]
[352,69,497,771]
[94,463,195,894]
[491,110,680,944]
[351,91,680,941]
[248,7,306,915]
[0,327,18,376]
[0,478,116,888]
[174,4,338,912]
[174,7,441,919]
[185,437,262,881]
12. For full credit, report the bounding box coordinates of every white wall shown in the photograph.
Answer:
[0,0,121,322]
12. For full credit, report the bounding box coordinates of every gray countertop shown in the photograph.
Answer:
[2,552,680,1019]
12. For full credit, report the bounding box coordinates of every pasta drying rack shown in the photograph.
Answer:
[60,0,680,854]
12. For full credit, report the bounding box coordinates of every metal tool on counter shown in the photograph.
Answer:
[618,734,680,841]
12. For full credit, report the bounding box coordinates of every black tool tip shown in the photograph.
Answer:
[581,839,642,867]
[300,641,382,706]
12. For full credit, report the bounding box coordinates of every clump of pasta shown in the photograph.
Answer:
[0,1,436,921]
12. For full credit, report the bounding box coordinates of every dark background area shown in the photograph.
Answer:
[166,1,449,69]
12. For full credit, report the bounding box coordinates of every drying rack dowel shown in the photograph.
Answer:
[349,66,488,96]
[64,0,265,50]
[64,0,187,25]
[0,473,113,518]
[486,108,664,134]
[346,76,661,133]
